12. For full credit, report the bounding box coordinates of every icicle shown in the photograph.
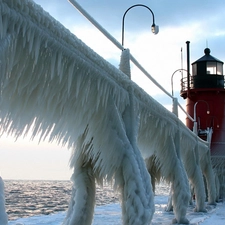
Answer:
[0,13,3,39]
[33,35,41,65]
[56,51,62,77]
[1,14,8,39]
[50,51,57,80]
[67,62,75,95]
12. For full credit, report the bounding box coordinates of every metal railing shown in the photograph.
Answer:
[181,75,225,93]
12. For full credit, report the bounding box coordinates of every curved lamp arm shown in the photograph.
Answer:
[193,100,210,134]
[122,4,158,47]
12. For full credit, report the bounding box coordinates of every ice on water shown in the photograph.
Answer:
[7,198,225,225]
[3,181,224,225]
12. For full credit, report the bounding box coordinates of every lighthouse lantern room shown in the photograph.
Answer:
[192,48,224,89]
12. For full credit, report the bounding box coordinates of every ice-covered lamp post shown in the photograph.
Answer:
[121,4,159,47]
[171,69,190,117]
[119,6,159,223]
[120,4,158,79]
[171,69,190,97]
[193,100,210,135]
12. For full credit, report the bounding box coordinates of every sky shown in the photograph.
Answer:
[0,0,225,180]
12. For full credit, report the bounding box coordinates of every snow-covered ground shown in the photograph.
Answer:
[1,177,224,225]
[7,196,225,225]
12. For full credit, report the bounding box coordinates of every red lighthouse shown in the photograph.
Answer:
[180,43,225,168]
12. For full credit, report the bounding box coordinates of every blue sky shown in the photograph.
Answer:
[0,0,224,180]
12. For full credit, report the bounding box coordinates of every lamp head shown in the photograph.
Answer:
[207,110,210,114]
[151,24,159,34]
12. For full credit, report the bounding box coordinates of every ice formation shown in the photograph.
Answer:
[0,177,8,225]
[0,0,217,225]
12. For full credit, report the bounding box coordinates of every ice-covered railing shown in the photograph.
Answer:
[68,0,215,161]
[0,0,200,151]
[68,0,195,123]
[69,0,172,96]
[68,1,218,159]
[0,1,217,225]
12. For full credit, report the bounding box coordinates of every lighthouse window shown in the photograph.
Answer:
[192,63,197,75]
[206,62,216,74]
[217,62,223,75]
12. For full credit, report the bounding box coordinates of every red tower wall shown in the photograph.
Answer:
[185,89,225,157]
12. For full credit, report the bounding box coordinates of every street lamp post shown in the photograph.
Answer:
[121,4,159,47]
[171,69,190,117]
[193,100,210,134]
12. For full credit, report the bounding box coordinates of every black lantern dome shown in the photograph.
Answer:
[191,48,224,88]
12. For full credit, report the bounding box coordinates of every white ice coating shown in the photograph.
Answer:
[0,177,8,225]
[0,1,217,225]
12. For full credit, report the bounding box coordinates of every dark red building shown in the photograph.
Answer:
[180,46,225,167]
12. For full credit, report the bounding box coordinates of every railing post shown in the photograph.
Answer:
[172,97,179,117]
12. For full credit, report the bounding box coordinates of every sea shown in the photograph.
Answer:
[4,180,123,221]
[4,180,170,221]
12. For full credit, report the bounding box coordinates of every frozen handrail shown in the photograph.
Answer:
[68,0,173,99]
[177,101,194,122]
